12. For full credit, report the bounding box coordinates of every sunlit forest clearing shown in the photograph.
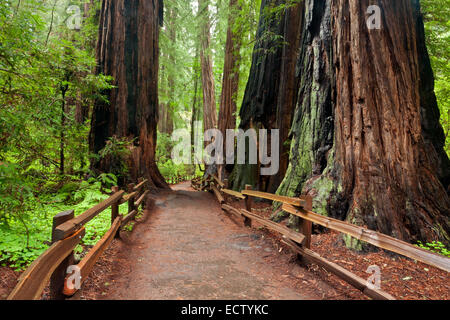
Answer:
[0,0,449,301]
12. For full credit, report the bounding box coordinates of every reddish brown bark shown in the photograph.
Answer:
[266,3,303,193]
[158,103,174,135]
[217,0,243,180]
[230,0,301,191]
[199,0,218,133]
[89,0,168,189]
[331,0,449,243]
[278,0,449,246]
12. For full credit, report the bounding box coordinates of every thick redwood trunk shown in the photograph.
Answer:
[332,0,449,245]
[277,0,334,211]
[266,3,303,193]
[89,0,168,189]
[230,0,301,191]
[279,0,449,246]
[158,58,173,135]
[158,103,173,135]
[199,0,218,134]
[217,0,242,180]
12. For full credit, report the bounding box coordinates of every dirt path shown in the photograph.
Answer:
[90,182,346,300]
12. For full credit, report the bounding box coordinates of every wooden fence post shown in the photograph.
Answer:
[223,179,229,202]
[299,195,313,249]
[244,185,253,227]
[111,186,120,238]
[49,210,75,300]
[128,183,136,214]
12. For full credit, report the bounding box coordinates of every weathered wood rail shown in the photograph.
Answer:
[194,174,450,300]
[8,178,150,300]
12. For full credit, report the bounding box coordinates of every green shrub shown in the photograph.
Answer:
[0,173,125,270]
[417,240,450,257]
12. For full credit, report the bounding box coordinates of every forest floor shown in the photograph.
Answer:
[1,181,449,300]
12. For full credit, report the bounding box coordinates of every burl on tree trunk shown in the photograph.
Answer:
[89,0,168,189]
[279,0,449,247]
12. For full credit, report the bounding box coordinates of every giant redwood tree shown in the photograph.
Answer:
[89,0,168,189]
[277,0,449,246]
[229,0,302,192]
[217,0,243,180]
[198,0,218,134]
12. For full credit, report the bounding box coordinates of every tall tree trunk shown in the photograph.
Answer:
[166,5,176,135]
[75,0,96,126]
[158,63,174,135]
[266,2,303,193]
[191,46,202,166]
[198,0,218,134]
[217,0,243,180]
[278,0,449,247]
[60,86,68,176]
[74,94,89,124]
[230,0,300,191]
[89,0,168,189]
[158,102,168,133]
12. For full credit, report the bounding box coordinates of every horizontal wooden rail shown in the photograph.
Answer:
[211,185,225,204]
[63,218,121,296]
[282,238,395,300]
[7,228,85,300]
[133,179,148,191]
[54,191,125,240]
[221,189,246,200]
[240,209,306,245]
[242,190,306,207]
[222,204,244,219]
[282,204,450,272]
[135,190,149,208]
[209,174,224,188]
[120,191,138,204]
[121,210,138,227]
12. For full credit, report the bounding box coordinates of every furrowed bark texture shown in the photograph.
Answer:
[89,0,168,189]
[230,0,301,192]
[158,102,173,135]
[218,0,242,180]
[276,0,335,218]
[266,2,303,193]
[165,6,176,135]
[332,0,449,244]
[279,0,449,246]
[199,0,218,134]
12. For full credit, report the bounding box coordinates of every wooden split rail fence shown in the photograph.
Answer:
[7,178,150,300]
[193,174,450,300]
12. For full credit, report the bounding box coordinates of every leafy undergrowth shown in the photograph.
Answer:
[0,176,128,271]
[417,240,450,257]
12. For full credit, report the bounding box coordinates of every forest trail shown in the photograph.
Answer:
[93,182,340,300]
